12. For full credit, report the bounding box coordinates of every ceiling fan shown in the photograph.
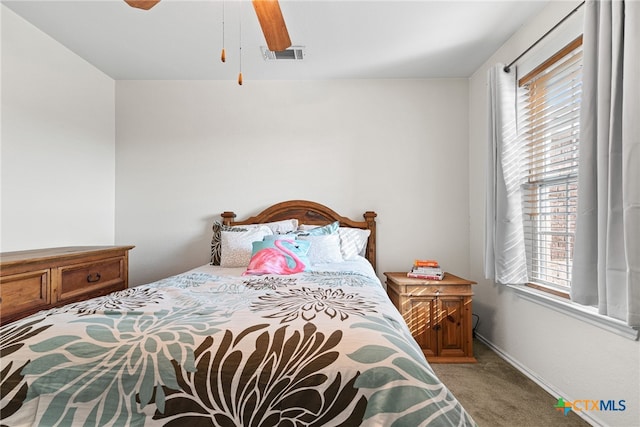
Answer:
[124,0,292,51]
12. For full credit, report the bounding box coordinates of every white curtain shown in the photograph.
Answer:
[485,64,529,285]
[571,0,640,327]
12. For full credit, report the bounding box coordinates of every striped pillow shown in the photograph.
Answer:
[338,227,370,260]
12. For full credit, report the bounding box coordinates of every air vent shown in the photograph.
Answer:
[261,46,305,61]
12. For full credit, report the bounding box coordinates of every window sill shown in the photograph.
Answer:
[507,284,639,341]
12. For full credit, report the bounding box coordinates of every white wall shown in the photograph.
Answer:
[115,79,469,285]
[468,2,640,426]
[1,6,115,252]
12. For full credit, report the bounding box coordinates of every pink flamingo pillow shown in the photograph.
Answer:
[243,238,311,276]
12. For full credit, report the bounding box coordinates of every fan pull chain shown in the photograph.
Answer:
[220,0,226,62]
[238,2,243,85]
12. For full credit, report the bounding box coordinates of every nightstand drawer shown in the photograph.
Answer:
[0,270,50,317]
[57,257,125,302]
[403,284,473,297]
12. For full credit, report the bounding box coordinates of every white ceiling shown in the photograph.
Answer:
[2,0,550,80]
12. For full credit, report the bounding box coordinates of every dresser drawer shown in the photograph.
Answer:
[0,270,50,320]
[1,246,133,325]
[56,257,126,302]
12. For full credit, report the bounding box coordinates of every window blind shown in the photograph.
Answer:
[520,37,582,289]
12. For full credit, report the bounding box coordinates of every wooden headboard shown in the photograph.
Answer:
[221,200,377,271]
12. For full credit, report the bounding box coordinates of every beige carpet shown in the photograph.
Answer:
[430,339,592,427]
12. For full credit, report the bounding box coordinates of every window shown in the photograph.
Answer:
[519,36,583,296]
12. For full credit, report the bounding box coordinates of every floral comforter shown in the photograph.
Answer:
[1,262,475,426]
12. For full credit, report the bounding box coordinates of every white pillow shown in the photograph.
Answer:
[299,234,343,264]
[220,226,273,267]
[261,219,299,234]
[232,219,298,234]
[338,227,371,260]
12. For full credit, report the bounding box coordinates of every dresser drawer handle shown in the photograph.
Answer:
[87,273,101,283]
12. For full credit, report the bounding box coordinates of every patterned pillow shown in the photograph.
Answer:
[338,227,371,260]
[297,221,340,236]
[220,226,273,267]
[244,238,311,275]
[211,221,248,265]
[211,219,299,265]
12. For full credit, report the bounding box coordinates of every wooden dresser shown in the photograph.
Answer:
[385,272,477,363]
[0,246,134,325]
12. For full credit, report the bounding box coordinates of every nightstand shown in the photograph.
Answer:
[385,271,477,363]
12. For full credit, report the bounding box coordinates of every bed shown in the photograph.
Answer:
[1,200,475,426]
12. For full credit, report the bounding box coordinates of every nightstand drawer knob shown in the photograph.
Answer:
[87,273,101,283]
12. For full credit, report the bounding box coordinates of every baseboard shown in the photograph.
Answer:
[474,333,600,427]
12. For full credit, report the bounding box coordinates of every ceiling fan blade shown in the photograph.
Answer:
[125,1,160,10]
[252,0,292,52]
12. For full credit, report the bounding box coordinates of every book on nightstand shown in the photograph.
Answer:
[407,260,444,280]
